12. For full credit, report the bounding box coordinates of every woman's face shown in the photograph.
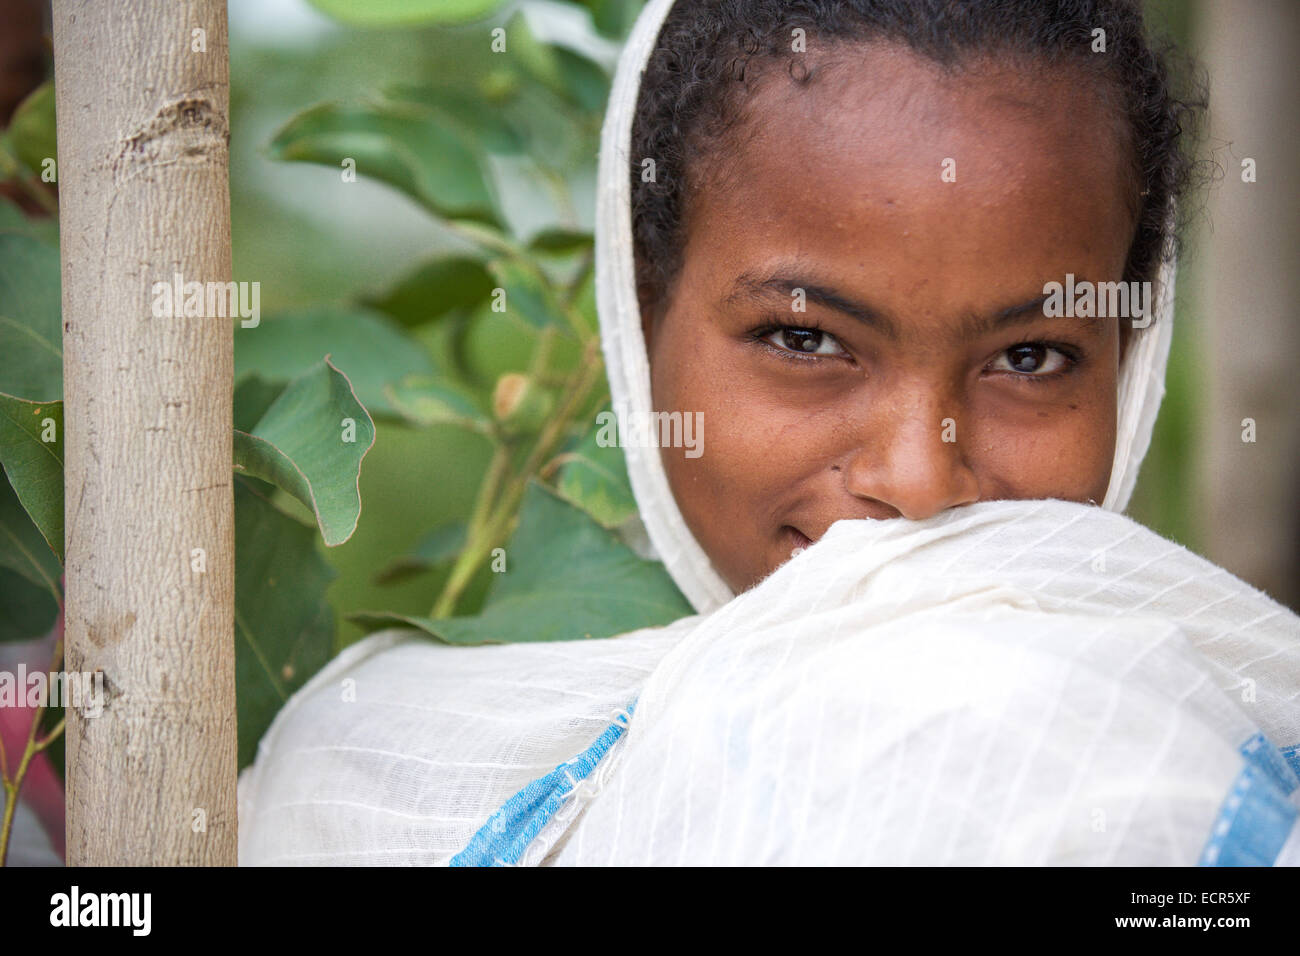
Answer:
[644,45,1137,593]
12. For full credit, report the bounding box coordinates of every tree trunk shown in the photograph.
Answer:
[1196,0,1300,611]
[54,0,237,865]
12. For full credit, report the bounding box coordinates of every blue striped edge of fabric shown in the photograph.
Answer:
[1282,745,1300,780]
[449,697,638,867]
[451,714,1299,866]
[1198,732,1299,866]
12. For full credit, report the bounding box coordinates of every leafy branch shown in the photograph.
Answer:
[0,621,64,867]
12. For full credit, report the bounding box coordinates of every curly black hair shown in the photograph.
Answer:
[630,0,1208,321]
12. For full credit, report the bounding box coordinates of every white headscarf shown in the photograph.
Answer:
[596,0,1179,614]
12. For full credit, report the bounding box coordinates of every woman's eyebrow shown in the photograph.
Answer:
[725,271,1092,339]
[725,272,900,339]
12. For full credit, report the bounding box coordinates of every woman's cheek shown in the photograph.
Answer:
[657,370,794,585]
[665,392,762,502]
[975,400,1116,501]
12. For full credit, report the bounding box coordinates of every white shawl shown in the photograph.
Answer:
[237,0,1299,866]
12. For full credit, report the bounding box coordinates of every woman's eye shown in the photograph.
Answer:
[762,327,846,357]
[990,343,1071,376]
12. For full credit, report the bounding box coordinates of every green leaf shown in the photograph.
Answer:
[0,197,59,245]
[232,373,285,434]
[458,298,544,386]
[8,80,57,175]
[0,565,59,643]
[527,227,593,255]
[0,393,63,562]
[500,12,609,112]
[234,305,434,418]
[569,251,598,336]
[306,0,508,26]
[443,217,523,258]
[0,132,15,180]
[268,101,500,226]
[384,374,489,431]
[550,46,612,113]
[232,358,376,548]
[502,11,566,94]
[495,82,592,172]
[554,424,637,529]
[0,468,61,593]
[234,478,336,769]
[378,42,597,175]
[382,84,526,156]
[374,520,467,585]
[363,254,495,329]
[0,472,61,644]
[486,258,564,330]
[0,233,62,402]
[446,307,480,378]
[351,481,691,644]
[581,0,644,39]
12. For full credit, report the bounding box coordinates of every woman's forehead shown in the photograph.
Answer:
[696,44,1129,217]
[672,48,1136,322]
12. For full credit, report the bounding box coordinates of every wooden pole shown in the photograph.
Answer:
[1197,0,1300,610]
[54,0,237,865]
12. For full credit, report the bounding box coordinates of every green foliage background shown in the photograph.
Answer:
[227,2,640,651]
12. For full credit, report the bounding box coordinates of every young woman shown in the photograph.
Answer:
[238,0,1300,866]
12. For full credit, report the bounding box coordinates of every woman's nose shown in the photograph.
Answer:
[841,402,981,520]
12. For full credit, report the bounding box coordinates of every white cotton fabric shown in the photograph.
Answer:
[543,500,1300,865]
[236,0,1298,866]
[236,620,698,865]
[236,499,1300,866]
